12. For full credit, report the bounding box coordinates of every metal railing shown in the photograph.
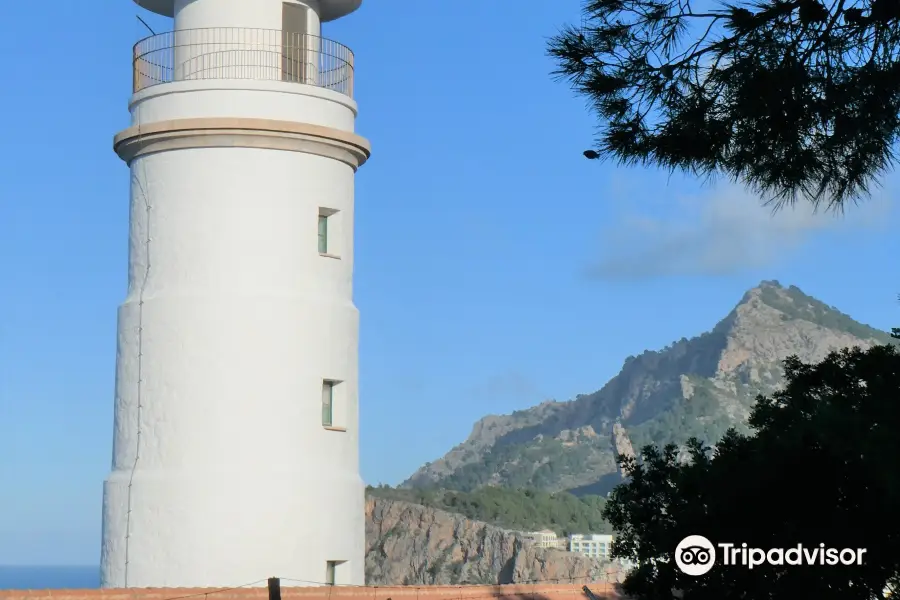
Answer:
[132,28,354,98]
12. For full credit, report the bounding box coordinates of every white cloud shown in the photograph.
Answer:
[586,181,892,280]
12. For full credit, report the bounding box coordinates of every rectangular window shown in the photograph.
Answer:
[317,214,328,253]
[325,561,337,585]
[322,380,334,426]
[318,207,341,257]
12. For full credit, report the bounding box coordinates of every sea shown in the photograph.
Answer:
[0,566,100,590]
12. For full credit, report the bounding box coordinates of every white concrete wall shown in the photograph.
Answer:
[174,0,321,36]
[130,80,357,132]
[101,145,365,588]
[302,2,322,37]
[165,2,337,93]
[109,0,367,587]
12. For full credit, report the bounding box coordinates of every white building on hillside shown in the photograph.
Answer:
[101,0,370,589]
[526,529,562,548]
[569,534,638,570]
[569,533,614,560]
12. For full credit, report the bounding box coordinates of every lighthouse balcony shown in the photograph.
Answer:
[132,28,355,98]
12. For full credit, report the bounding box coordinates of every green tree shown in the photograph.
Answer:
[602,343,900,599]
[547,0,900,209]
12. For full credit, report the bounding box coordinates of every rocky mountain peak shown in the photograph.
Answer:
[716,281,892,376]
[404,283,892,495]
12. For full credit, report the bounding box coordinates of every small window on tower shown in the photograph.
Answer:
[318,207,340,257]
[325,561,338,585]
[321,379,346,431]
[322,380,334,426]
[317,214,328,253]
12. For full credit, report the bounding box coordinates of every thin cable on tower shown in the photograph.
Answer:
[137,15,155,35]
[123,91,154,589]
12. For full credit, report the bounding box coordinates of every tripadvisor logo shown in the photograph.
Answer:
[675,535,868,576]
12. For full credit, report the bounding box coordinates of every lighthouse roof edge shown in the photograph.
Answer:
[133,0,362,22]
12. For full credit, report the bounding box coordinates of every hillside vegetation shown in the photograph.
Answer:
[366,485,611,537]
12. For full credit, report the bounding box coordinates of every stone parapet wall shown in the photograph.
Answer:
[0,583,624,600]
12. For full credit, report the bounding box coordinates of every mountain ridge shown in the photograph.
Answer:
[403,281,893,494]
[365,495,625,585]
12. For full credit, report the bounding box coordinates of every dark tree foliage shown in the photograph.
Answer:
[548,0,900,209]
[602,344,900,600]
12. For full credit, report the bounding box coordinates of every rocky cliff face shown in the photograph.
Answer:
[365,496,625,585]
[403,281,894,495]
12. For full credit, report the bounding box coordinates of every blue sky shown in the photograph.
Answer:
[0,0,897,567]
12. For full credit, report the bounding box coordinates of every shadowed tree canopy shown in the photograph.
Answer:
[602,343,900,599]
[548,0,900,209]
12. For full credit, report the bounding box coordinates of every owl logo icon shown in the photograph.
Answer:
[675,535,716,575]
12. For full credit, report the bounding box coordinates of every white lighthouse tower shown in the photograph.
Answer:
[101,0,370,588]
